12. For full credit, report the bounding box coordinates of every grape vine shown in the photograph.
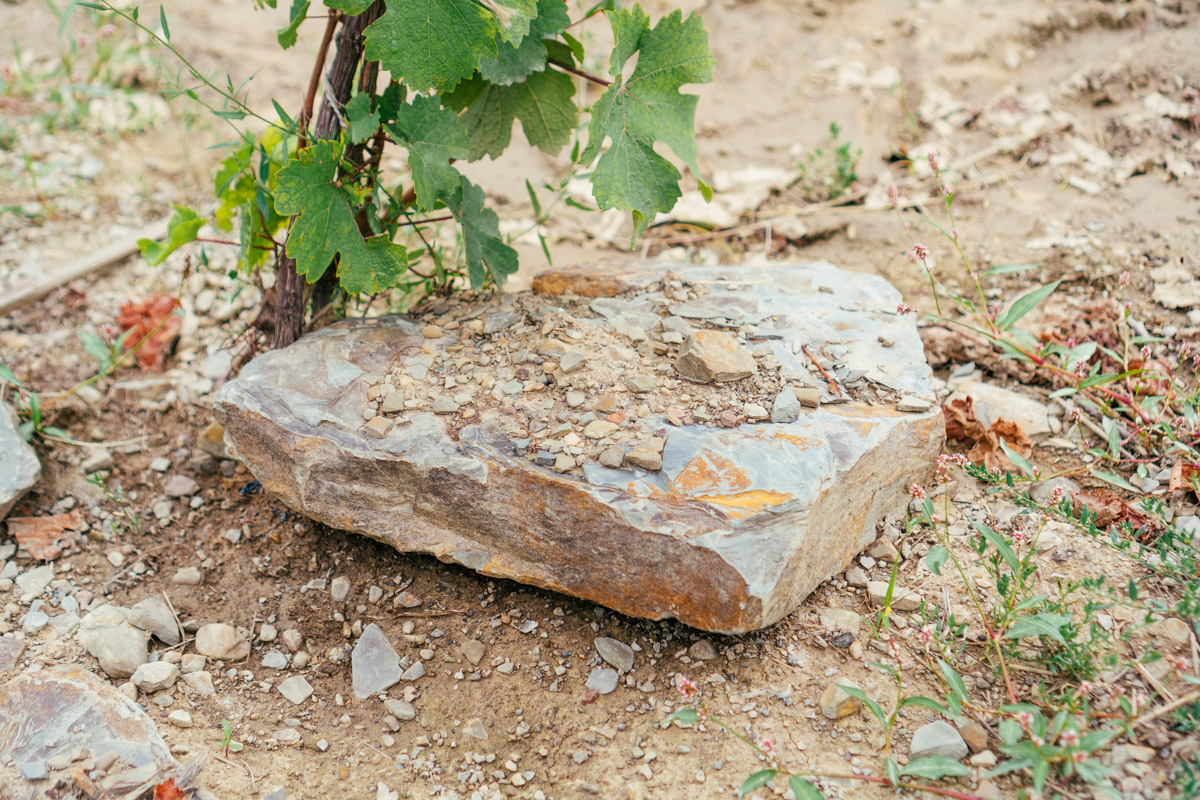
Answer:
[91,0,714,347]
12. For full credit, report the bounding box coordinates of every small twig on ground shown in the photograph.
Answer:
[801,343,842,396]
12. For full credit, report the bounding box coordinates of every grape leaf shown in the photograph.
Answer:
[582,7,714,236]
[324,0,375,12]
[277,0,310,49]
[479,0,569,85]
[341,236,408,294]
[363,0,498,92]
[345,93,380,144]
[447,178,518,289]
[274,140,363,282]
[487,0,537,47]
[444,70,576,160]
[387,94,470,210]
[139,206,205,266]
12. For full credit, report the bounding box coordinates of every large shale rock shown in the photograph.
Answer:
[214,262,943,633]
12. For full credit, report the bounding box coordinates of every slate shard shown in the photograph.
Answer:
[214,262,943,633]
[351,623,403,698]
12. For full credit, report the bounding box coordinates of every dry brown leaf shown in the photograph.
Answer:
[1074,488,1157,536]
[7,510,87,561]
[1169,461,1200,496]
[943,396,1033,472]
[117,295,181,371]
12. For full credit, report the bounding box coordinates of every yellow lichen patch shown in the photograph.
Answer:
[693,490,792,519]
[824,402,907,420]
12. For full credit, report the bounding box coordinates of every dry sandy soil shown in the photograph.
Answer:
[1,0,1198,798]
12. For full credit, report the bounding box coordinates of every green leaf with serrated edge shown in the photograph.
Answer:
[737,770,777,798]
[277,0,310,49]
[491,0,537,45]
[345,93,380,144]
[582,8,714,237]
[387,94,470,210]
[444,70,576,160]
[324,0,374,12]
[925,544,949,575]
[478,0,569,85]
[996,279,1060,331]
[789,776,824,800]
[139,206,205,266]
[338,236,407,294]
[363,0,497,93]
[274,139,366,283]
[448,178,518,290]
[900,756,971,780]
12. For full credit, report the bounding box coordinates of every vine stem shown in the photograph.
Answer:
[298,12,341,149]
[548,58,612,87]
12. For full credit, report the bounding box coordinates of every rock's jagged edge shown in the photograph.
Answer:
[215,263,944,633]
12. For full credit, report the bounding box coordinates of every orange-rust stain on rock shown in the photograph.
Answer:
[672,453,752,495]
[693,490,792,519]
[772,431,822,450]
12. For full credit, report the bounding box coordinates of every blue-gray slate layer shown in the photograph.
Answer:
[213,262,943,633]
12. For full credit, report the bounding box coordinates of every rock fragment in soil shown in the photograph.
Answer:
[688,640,717,660]
[586,668,619,695]
[867,580,922,611]
[0,665,178,797]
[460,639,486,666]
[163,474,199,498]
[351,623,403,698]
[78,605,150,678]
[674,331,757,383]
[909,720,969,760]
[128,595,181,645]
[0,399,41,522]
[0,635,26,671]
[594,637,635,673]
[277,675,314,705]
[463,718,487,740]
[951,381,1053,441]
[215,262,942,633]
[820,681,862,719]
[131,661,179,693]
[194,623,250,662]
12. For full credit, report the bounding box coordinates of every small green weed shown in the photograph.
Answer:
[796,122,861,202]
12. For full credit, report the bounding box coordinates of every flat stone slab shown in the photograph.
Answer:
[214,262,942,633]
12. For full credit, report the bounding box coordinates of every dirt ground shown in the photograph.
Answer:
[2,0,1199,798]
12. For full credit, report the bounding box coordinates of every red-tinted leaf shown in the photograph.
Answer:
[154,778,186,800]
[117,295,181,372]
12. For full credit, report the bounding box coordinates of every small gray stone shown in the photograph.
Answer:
[1,399,41,522]
[180,654,206,674]
[560,352,587,373]
[463,717,487,739]
[910,720,969,761]
[163,475,199,498]
[626,376,656,394]
[688,640,717,660]
[282,629,303,652]
[431,395,459,415]
[594,637,635,673]
[586,667,619,694]
[483,311,520,334]
[262,651,289,670]
[78,606,150,678]
[131,660,179,692]
[351,623,403,698]
[171,567,203,586]
[845,567,869,588]
[566,391,587,408]
[460,639,486,666]
[259,624,278,642]
[149,456,172,472]
[534,451,555,467]
[330,575,351,603]
[182,671,215,696]
[277,675,314,705]
[598,446,625,469]
[19,760,48,780]
[401,661,426,681]
[385,698,416,721]
[744,403,769,421]
[868,580,922,611]
[624,443,663,472]
[770,388,802,423]
[0,634,27,670]
[195,623,250,661]
[128,596,181,645]
[675,331,757,383]
[81,448,114,473]
[23,608,49,633]
[1029,476,1080,505]
[818,608,861,633]
[896,396,932,413]
[16,565,54,599]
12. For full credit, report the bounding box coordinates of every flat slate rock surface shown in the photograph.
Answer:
[215,262,942,633]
